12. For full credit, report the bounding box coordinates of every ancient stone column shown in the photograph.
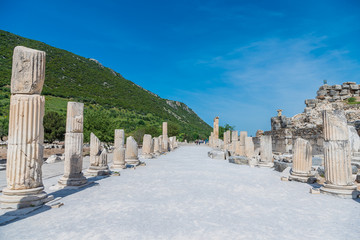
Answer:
[231,131,238,153]
[214,117,219,140]
[159,135,164,153]
[244,137,255,158]
[125,136,140,165]
[289,138,314,182]
[0,46,49,209]
[58,102,87,187]
[224,130,231,151]
[320,110,358,198]
[258,135,273,167]
[153,137,161,156]
[162,122,169,152]
[142,134,153,159]
[111,129,126,169]
[209,132,214,148]
[87,133,110,176]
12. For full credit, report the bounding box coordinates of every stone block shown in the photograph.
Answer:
[280,176,288,181]
[333,85,342,90]
[317,90,327,96]
[342,84,350,89]
[339,89,349,95]
[310,188,321,194]
[274,161,290,172]
[11,46,46,94]
[350,84,359,90]
[329,90,339,96]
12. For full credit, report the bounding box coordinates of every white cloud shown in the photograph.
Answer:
[180,35,360,135]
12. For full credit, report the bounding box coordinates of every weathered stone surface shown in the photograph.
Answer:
[125,136,140,165]
[162,122,169,152]
[87,133,110,176]
[11,46,46,94]
[58,102,86,187]
[320,110,358,198]
[153,137,160,156]
[289,138,315,182]
[258,135,273,167]
[5,97,45,187]
[208,150,226,160]
[228,156,249,165]
[323,110,349,141]
[244,137,255,158]
[348,126,360,152]
[1,47,48,209]
[112,129,126,169]
[274,161,290,172]
[65,102,83,133]
[45,155,62,164]
[142,134,153,158]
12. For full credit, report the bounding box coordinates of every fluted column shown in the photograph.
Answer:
[111,129,126,169]
[1,46,48,209]
[258,135,273,167]
[142,134,153,159]
[214,117,219,140]
[87,133,110,176]
[320,110,357,198]
[58,102,87,186]
[125,136,140,165]
[289,138,314,182]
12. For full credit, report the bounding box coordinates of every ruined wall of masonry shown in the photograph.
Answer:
[265,126,324,154]
[266,82,360,154]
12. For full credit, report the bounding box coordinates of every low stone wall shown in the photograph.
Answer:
[265,126,323,155]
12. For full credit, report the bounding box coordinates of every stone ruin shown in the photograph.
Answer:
[266,82,360,155]
[111,129,126,169]
[57,102,87,187]
[0,46,51,209]
[87,133,110,176]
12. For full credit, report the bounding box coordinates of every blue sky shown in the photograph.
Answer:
[1,0,360,135]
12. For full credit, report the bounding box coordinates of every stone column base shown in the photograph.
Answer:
[153,152,161,157]
[142,154,153,159]
[320,183,359,199]
[86,166,111,176]
[289,170,315,183]
[57,174,87,187]
[125,158,140,165]
[0,186,49,209]
[111,163,126,169]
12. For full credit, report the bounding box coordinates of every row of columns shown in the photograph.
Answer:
[0,46,180,209]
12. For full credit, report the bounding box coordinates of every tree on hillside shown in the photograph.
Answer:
[0,117,8,141]
[219,124,235,139]
[43,111,66,143]
[84,108,114,143]
[168,122,180,137]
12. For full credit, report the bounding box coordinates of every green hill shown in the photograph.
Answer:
[0,30,211,142]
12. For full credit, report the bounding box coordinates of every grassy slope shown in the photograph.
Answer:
[0,30,211,141]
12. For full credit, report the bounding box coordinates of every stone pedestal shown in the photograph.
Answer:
[112,129,126,169]
[258,135,273,167]
[1,46,49,209]
[289,138,315,182]
[142,134,153,159]
[244,137,255,158]
[58,102,87,187]
[320,110,358,198]
[87,133,110,176]
[125,136,140,165]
